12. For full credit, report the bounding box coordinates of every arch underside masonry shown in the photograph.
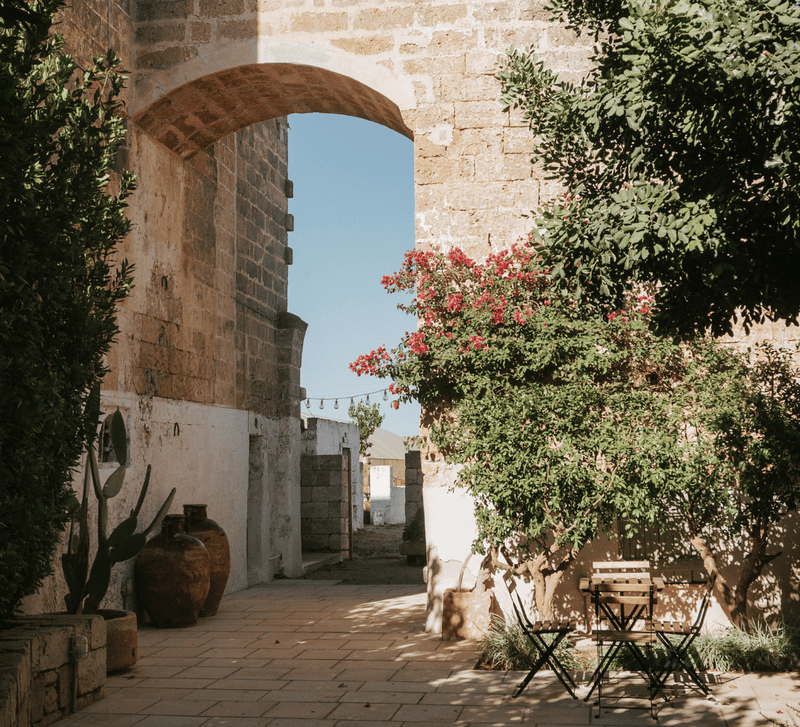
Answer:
[133,63,413,160]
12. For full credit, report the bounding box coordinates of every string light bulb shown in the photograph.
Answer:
[334,399,339,410]
[366,394,370,404]
[383,390,388,401]
[319,399,324,410]
[305,399,310,409]
[350,397,354,407]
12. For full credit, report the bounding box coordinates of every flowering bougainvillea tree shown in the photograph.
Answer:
[351,241,688,617]
[352,242,800,625]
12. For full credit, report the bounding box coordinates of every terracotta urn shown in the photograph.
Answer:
[135,514,210,628]
[98,608,137,672]
[183,504,231,617]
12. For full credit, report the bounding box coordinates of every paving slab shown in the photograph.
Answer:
[56,579,799,726]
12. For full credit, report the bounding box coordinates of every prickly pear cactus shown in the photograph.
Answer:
[63,392,175,614]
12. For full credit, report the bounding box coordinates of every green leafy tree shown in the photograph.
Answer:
[352,244,687,617]
[497,0,800,338]
[352,244,800,624]
[348,401,385,457]
[0,0,135,623]
[671,341,800,626]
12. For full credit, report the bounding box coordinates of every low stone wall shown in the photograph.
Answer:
[401,451,425,561]
[0,614,105,727]
[301,453,350,553]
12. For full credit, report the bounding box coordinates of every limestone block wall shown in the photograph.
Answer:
[99,118,294,417]
[129,0,595,258]
[401,451,425,559]
[301,417,364,531]
[22,6,309,614]
[300,454,351,553]
[0,615,105,727]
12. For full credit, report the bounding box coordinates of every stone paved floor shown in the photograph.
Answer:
[59,580,799,726]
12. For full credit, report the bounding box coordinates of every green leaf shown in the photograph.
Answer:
[82,547,111,614]
[83,386,101,446]
[109,533,147,563]
[142,487,177,536]
[107,515,138,547]
[133,464,152,517]
[102,465,126,499]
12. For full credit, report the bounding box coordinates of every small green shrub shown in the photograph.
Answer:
[402,508,424,543]
[694,621,800,673]
[582,622,799,673]
[479,616,584,672]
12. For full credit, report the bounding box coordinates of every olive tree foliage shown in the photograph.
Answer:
[0,0,134,623]
[677,342,800,627]
[498,0,800,338]
[348,401,385,457]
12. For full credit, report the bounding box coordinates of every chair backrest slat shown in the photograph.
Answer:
[593,560,650,574]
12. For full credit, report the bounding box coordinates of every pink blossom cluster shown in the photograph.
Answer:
[349,344,391,376]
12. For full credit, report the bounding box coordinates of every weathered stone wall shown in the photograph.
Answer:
[0,615,105,727]
[129,0,594,257]
[101,118,292,411]
[23,5,306,616]
[301,417,363,531]
[400,450,425,561]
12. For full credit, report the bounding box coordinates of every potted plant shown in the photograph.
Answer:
[62,387,175,671]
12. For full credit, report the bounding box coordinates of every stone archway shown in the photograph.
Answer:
[133,63,413,160]
[35,0,597,629]
[131,1,591,255]
[127,1,592,632]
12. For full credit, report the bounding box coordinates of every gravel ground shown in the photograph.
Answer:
[302,524,426,585]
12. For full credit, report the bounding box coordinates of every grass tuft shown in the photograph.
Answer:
[694,620,800,673]
[479,616,800,675]
[479,616,585,672]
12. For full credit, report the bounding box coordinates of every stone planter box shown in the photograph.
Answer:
[0,614,106,726]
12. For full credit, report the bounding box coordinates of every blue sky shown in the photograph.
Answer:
[287,113,421,437]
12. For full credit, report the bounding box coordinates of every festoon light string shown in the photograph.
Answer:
[304,387,390,411]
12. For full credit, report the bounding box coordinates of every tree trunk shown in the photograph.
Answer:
[531,553,549,618]
[540,569,567,620]
[732,520,781,630]
[690,535,740,628]
[529,548,576,620]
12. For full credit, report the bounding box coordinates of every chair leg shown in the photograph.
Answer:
[531,633,577,697]
[654,634,710,697]
[585,641,621,702]
[513,631,577,699]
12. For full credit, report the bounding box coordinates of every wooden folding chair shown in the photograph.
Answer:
[651,576,717,698]
[509,593,578,699]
